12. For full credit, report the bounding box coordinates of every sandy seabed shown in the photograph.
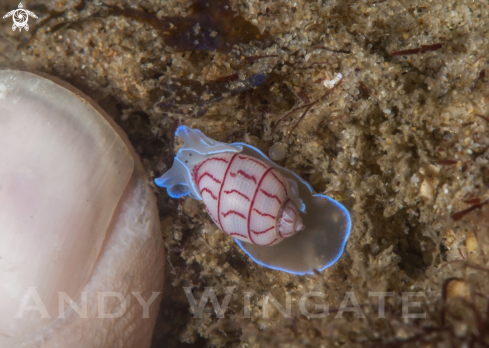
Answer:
[1,0,489,347]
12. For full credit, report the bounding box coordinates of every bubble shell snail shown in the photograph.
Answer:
[191,152,305,246]
[155,126,352,275]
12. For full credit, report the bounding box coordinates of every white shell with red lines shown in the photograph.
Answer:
[192,153,304,246]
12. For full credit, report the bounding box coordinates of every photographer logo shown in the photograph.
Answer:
[3,3,38,32]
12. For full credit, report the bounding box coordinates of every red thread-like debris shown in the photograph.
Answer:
[437,159,458,165]
[463,198,483,205]
[391,43,443,56]
[451,201,488,221]
[476,114,489,123]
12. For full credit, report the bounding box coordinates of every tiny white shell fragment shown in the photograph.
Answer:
[411,174,420,184]
[323,72,343,89]
[420,179,435,204]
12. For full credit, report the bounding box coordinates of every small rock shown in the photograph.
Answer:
[445,279,470,299]
[269,143,287,161]
[420,179,435,204]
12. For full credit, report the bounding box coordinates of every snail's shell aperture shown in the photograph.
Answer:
[0,70,164,347]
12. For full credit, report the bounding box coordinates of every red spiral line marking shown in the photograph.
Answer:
[238,155,267,168]
[247,167,274,244]
[271,171,288,195]
[259,189,282,205]
[201,188,217,200]
[217,154,239,232]
[224,189,250,201]
[222,210,247,219]
[253,209,275,219]
[197,172,222,186]
[265,238,278,246]
[251,226,274,235]
[229,232,248,239]
[230,170,257,184]
[194,156,229,173]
